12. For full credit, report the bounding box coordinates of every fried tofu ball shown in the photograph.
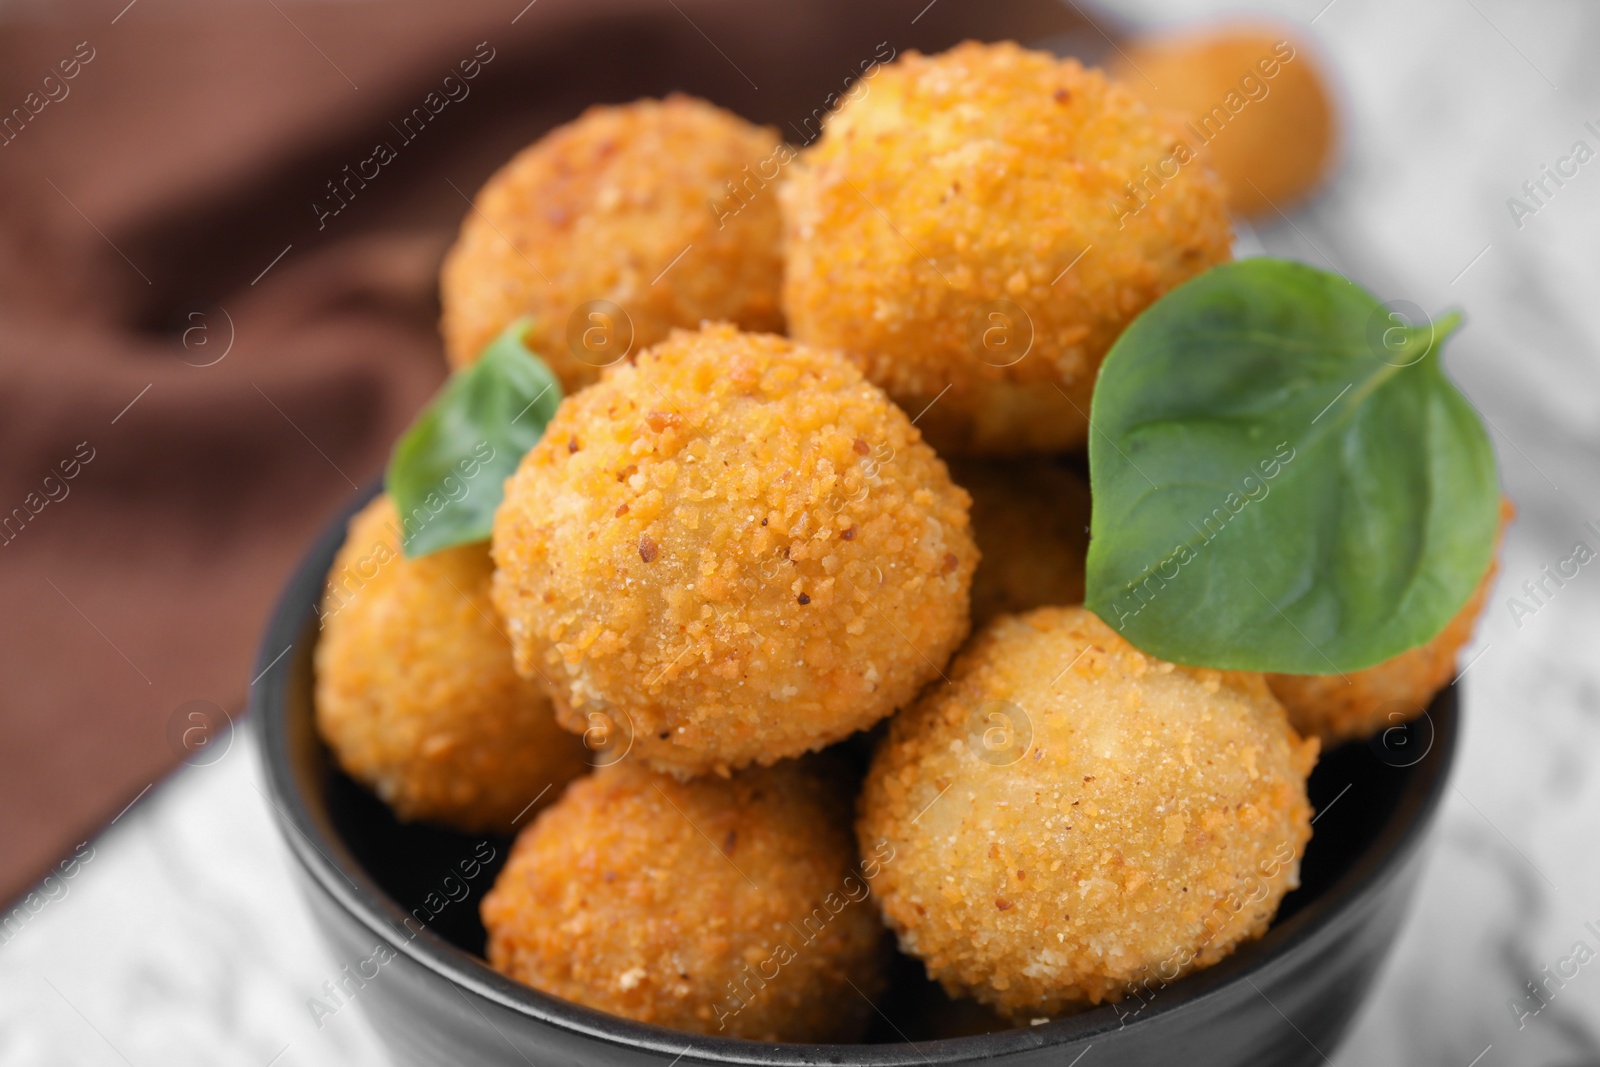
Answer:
[440,95,786,391]
[951,458,1090,627]
[859,607,1317,1018]
[1110,26,1336,218]
[314,497,587,834]
[491,324,978,777]
[781,42,1233,455]
[481,758,889,1042]
[1267,500,1510,745]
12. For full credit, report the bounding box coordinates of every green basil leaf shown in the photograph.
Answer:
[386,317,562,558]
[1084,258,1499,674]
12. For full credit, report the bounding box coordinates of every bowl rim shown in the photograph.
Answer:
[254,483,1458,1064]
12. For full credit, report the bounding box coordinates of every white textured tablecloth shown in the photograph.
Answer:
[4,0,1599,1062]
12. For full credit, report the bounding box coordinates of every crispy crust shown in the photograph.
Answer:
[313,496,587,834]
[440,95,786,390]
[1110,26,1336,218]
[858,607,1317,1018]
[481,759,889,1042]
[781,42,1233,454]
[490,323,977,776]
[951,458,1090,627]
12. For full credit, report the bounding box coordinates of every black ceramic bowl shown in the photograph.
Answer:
[254,484,1457,1066]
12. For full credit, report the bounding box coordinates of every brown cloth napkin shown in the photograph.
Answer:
[0,0,1105,905]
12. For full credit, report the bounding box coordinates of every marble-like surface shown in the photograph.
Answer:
[0,728,388,1067]
[4,0,1600,1062]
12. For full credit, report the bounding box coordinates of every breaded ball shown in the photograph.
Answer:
[951,458,1090,627]
[481,758,889,1042]
[1111,26,1336,218]
[440,95,786,391]
[781,42,1233,455]
[1268,501,1510,744]
[314,496,587,834]
[491,324,978,777]
[859,607,1317,1018]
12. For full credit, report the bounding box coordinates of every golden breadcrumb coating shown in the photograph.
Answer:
[859,607,1317,1018]
[440,95,786,390]
[491,323,978,776]
[781,42,1233,455]
[1268,500,1511,745]
[1111,26,1336,218]
[951,458,1090,627]
[314,496,587,834]
[481,759,889,1042]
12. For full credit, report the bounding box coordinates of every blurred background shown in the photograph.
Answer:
[0,0,1596,1063]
